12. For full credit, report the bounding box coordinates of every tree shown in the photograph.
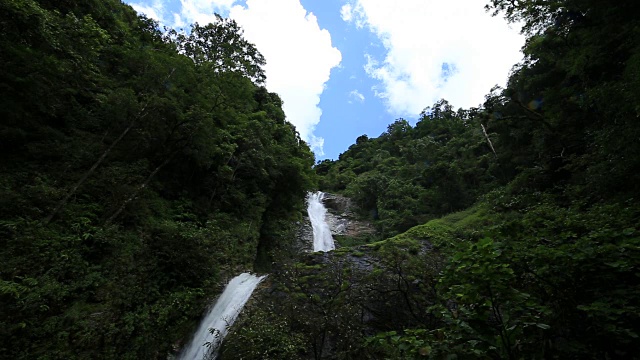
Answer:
[171,16,266,84]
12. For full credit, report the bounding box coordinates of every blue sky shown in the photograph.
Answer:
[125,0,524,160]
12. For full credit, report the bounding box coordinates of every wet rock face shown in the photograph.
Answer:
[322,193,353,215]
[294,220,314,254]
[323,193,375,238]
[296,193,376,252]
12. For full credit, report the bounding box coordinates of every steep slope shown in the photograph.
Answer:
[0,1,315,358]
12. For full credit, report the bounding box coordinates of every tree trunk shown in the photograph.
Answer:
[481,123,498,158]
[42,104,147,225]
[105,155,173,224]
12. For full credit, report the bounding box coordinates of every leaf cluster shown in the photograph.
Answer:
[0,1,316,358]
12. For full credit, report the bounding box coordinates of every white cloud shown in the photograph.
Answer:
[340,2,366,28]
[349,89,365,103]
[129,0,165,23]
[228,0,341,155]
[157,0,341,156]
[175,0,235,25]
[308,135,325,156]
[343,0,524,114]
[340,4,353,22]
[172,12,186,29]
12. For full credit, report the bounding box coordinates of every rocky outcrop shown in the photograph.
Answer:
[296,192,376,252]
[294,219,314,253]
[225,193,439,360]
[322,193,376,238]
[321,193,352,215]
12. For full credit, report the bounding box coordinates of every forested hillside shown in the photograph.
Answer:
[307,0,640,358]
[319,0,640,239]
[2,0,640,359]
[0,1,315,358]
[316,101,497,238]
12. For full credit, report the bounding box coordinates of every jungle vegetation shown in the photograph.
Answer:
[2,0,639,359]
[225,0,640,358]
[0,0,315,358]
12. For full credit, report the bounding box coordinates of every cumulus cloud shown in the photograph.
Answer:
[175,0,235,25]
[129,0,166,23]
[340,3,365,28]
[133,0,342,156]
[308,135,325,156]
[349,89,365,103]
[229,0,341,156]
[342,0,524,114]
[340,4,353,22]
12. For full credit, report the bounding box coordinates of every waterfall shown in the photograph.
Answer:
[178,273,266,360]
[307,191,335,252]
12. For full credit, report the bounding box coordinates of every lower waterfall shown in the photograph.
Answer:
[307,191,335,252]
[177,273,266,360]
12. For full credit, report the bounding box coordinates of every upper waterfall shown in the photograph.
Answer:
[178,273,266,360]
[307,191,335,252]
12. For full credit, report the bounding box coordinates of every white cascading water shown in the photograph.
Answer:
[178,273,266,360]
[307,191,335,252]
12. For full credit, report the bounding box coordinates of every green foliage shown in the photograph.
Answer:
[361,198,639,359]
[366,329,432,359]
[431,237,550,358]
[221,299,307,360]
[224,227,446,359]
[223,240,442,359]
[333,233,379,248]
[318,100,497,237]
[316,2,640,356]
[491,198,640,357]
[170,17,266,84]
[3,0,640,358]
[0,1,316,358]
[484,0,640,200]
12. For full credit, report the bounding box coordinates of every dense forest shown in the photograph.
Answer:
[222,0,640,359]
[0,0,315,358]
[2,0,639,359]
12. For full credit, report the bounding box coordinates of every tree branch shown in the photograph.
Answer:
[42,102,148,225]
